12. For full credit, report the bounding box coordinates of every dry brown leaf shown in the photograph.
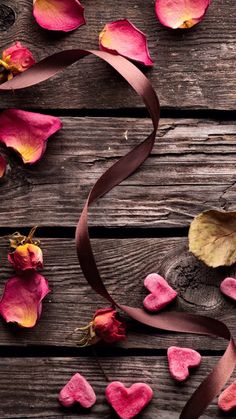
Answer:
[188,209,236,268]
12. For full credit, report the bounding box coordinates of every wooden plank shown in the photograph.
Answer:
[0,117,236,228]
[0,0,236,109]
[0,356,234,418]
[0,237,235,350]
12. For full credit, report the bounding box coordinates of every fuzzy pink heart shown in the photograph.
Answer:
[105,381,153,419]
[167,346,201,381]
[143,273,177,312]
[58,372,96,408]
[220,277,236,301]
[218,380,236,412]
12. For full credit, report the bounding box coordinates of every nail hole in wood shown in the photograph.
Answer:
[0,4,15,31]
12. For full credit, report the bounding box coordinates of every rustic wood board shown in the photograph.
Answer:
[0,357,234,418]
[0,0,235,109]
[0,237,234,350]
[0,117,236,228]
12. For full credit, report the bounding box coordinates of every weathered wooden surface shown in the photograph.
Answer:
[0,237,235,351]
[0,0,235,109]
[0,117,236,228]
[0,357,234,418]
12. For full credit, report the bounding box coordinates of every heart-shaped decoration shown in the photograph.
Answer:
[218,380,236,412]
[58,372,96,408]
[167,346,201,381]
[143,273,177,312]
[220,277,236,301]
[105,381,153,419]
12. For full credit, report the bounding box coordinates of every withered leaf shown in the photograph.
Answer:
[189,210,236,268]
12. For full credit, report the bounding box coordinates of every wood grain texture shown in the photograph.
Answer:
[0,117,236,228]
[0,237,235,350]
[0,356,235,418]
[0,0,235,109]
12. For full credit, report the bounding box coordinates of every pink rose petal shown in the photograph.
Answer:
[0,109,62,164]
[0,273,50,328]
[99,19,153,66]
[220,277,236,301]
[0,155,7,178]
[59,373,96,408]
[33,0,86,32]
[143,273,177,312]
[218,380,236,412]
[167,346,202,381]
[155,0,210,29]
[106,381,153,419]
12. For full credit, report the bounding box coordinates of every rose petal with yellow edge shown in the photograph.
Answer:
[33,0,86,32]
[155,0,211,29]
[0,273,50,328]
[0,109,62,164]
[99,19,153,66]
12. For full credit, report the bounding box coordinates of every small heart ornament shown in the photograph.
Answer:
[220,277,236,301]
[105,381,153,419]
[58,372,96,408]
[218,380,236,412]
[167,346,202,381]
[143,273,177,312]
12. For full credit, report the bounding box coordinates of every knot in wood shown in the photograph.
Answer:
[0,4,15,31]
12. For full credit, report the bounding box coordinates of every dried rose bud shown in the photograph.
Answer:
[93,307,126,343]
[72,307,126,346]
[0,42,35,82]
[8,227,43,272]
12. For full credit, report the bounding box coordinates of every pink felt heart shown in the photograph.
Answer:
[105,381,153,419]
[58,372,96,408]
[220,277,236,301]
[167,346,201,381]
[218,380,236,412]
[143,273,177,312]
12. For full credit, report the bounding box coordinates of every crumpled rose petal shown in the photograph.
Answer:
[155,0,210,29]
[99,19,153,66]
[33,0,86,32]
[8,243,43,272]
[59,372,96,408]
[0,273,50,328]
[1,42,35,78]
[0,155,7,178]
[0,109,62,164]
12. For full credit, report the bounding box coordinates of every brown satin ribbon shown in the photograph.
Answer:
[1,50,236,418]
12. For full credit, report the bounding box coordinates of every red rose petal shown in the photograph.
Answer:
[167,346,202,381]
[155,0,210,29]
[99,19,153,66]
[0,273,50,328]
[106,381,153,419]
[0,109,62,164]
[59,373,96,408]
[33,0,86,32]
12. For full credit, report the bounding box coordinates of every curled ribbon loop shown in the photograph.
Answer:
[1,50,236,418]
